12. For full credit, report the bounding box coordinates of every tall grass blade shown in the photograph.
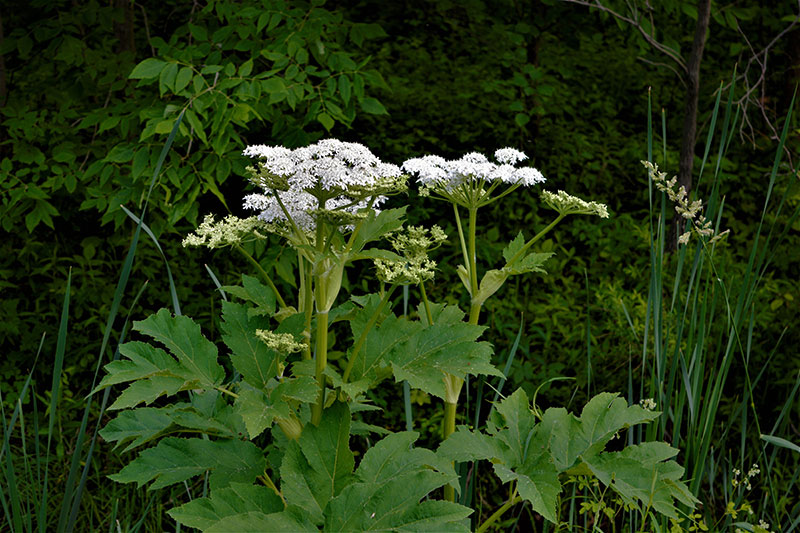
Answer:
[56,112,184,533]
[120,205,181,315]
[38,268,71,532]
[204,264,228,301]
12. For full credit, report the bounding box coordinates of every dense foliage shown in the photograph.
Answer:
[1,0,799,531]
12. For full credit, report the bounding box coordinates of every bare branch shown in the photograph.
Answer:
[560,0,688,72]
[637,57,687,88]
[716,3,800,146]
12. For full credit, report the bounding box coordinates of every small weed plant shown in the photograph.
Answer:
[96,138,697,531]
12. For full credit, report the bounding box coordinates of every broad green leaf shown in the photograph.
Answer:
[346,295,421,387]
[94,341,181,391]
[317,112,334,131]
[326,432,467,531]
[357,432,456,485]
[175,66,193,93]
[326,471,468,531]
[390,321,500,400]
[438,427,502,463]
[205,508,317,532]
[501,231,553,275]
[221,301,279,390]
[360,97,388,115]
[108,375,185,410]
[110,437,264,490]
[100,408,173,452]
[505,252,553,276]
[539,392,658,472]
[168,482,284,530]
[222,274,276,316]
[351,207,406,253]
[492,388,537,466]
[281,402,354,524]
[502,232,526,264]
[493,452,560,524]
[135,308,225,388]
[583,442,699,519]
[234,383,281,439]
[129,58,167,79]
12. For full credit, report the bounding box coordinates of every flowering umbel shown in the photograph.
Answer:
[402,148,545,208]
[243,139,406,232]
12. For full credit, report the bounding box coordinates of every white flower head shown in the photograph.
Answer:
[402,148,545,206]
[245,139,403,193]
[495,147,528,164]
[243,139,404,231]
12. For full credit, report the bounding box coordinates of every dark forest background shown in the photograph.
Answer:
[1,0,799,529]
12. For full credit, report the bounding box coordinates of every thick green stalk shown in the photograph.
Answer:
[419,282,433,324]
[235,244,287,309]
[443,400,458,502]
[299,256,313,360]
[311,309,329,426]
[467,206,479,295]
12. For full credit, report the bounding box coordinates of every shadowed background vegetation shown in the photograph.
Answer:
[1,0,798,530]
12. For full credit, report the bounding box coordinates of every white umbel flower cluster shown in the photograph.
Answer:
[244,139,402,192]
[402,148,545,194]
[243,139,404,231]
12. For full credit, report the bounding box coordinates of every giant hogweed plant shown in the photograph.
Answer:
[97,139,697,530]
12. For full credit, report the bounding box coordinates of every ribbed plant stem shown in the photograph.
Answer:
[443,400,458,502]
[311,310,329,426]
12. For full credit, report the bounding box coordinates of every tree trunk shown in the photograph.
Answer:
[0,12,6,107]
[672,0,711,248]
[114,0,136,55]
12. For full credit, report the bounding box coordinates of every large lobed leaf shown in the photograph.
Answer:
[439,389,689,524]
[325,431,470,531]
[109,437,264,490]
[280,402,355,524]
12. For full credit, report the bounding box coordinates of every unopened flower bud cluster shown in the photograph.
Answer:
[374,225,448,285]
[255,329,307,354]
[541,190,609,218]
[641,161,730,246]
[182,214,270,249]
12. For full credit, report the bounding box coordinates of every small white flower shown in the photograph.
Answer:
[495,147,528,164]
[639,398,657,411]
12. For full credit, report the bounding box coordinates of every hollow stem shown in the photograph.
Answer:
[311,310,329,426]
[419,282,433,324]
[443,399,458,502]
